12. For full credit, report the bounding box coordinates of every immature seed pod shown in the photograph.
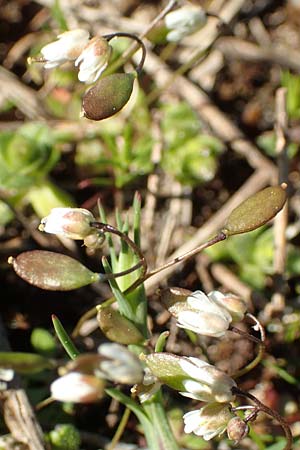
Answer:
[97,306,144,345]
[223,184,287,236]
[82,72,135,120]
[9,250,99,291]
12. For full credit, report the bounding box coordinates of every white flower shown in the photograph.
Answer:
[144,353,236,403]
[75,36,112,84]
[208,291,247,322]
[39,207,95,240]
[179,357,236,403]
[50,372,104,403]
[165,6,207,42]
[97,343,144,384]
[41,29,90,69]
[170,290,232,337]
[183,402,234,440]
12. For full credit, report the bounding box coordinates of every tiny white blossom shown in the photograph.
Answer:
[97,343,143,384]
[75,36,112,84]
[170,290,232,337]
[179,357,236,403]
[41,29,90,69]
[165,6,207,42]
[51,372,104,403]
[183,402,234,440]
[39,207,95,240]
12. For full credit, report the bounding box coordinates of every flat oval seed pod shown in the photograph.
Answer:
[10,250,99,290]
[223,184,287,236]
[82,73,135,121]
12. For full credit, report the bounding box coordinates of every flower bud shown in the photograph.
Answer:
[39,207,95,240]
[51,372,105,403]
[223,184,287,236]
[144,353,236,403]
[165,6,207,42]
[183,402,234,440]
[97,343,144,384]
[75,36,112,84]
[97,306,144,345]
[227,416,249,443]
[83,231,105,249]
[10,250,99,291]
[208,291,247,322]
[82,73,135,121]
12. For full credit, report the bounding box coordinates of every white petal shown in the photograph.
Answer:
[179,358,215,384]
[177,310,229,336]
[183,410,201,433]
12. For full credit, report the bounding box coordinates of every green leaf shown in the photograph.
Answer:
[52,315,80,360]
[0,351,54,373]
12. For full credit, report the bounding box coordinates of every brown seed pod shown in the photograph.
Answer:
[82,72,135,121]
[223,184,287,236]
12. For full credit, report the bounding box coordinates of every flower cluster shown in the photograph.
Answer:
[161,287,247,337]
[142,352,247,441]
[140,287,249,441]
[37,29,112,84]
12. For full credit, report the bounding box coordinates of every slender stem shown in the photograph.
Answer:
[232,387,293,450]
[106,407,131,450]
[103,32,146,75]
[72,295,117,338]
[91,221,147,281]
[35,396,55,411]
[230,313,266,378]
[143,392,179,450]
[105,0,177,76]
[145,232,226,279]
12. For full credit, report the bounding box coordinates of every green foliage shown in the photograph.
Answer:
[160,102,224,186]
[0,123,59,193]
[75,90,154,188]
[257,132,298,158]
[31,328,57,356]
[206,227,300,289]
[48,424,81,450]
[0,200,14,226]
[0,351,53,373]
[281,71,300,119]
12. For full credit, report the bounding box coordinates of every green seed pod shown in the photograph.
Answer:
[82,73,135,121]
[97,306,144,345]
[223,184,287,236]
[9,250,99,291]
